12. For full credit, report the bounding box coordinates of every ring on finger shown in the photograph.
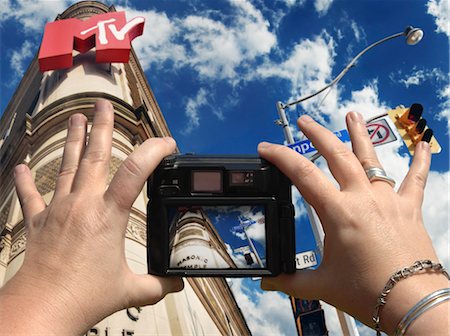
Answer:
[365,167,396,188]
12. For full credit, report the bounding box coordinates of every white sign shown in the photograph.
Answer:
[296,250,317,269]
[367,118,397,146]
[234,246,250,254]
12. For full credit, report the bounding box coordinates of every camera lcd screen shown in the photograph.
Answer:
[168,205,266,269]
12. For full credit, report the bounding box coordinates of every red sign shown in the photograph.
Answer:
[38,12,145,72]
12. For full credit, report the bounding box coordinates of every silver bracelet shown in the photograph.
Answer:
[394,288,450,335]
[372,260,450,336]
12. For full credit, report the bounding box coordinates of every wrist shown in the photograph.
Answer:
[377,266,450,334]
[0,270,88,335]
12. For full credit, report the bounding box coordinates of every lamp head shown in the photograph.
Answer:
[404,26,424,45]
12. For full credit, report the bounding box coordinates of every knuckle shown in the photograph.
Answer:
[359,157,381,170]
[58,165,78,178]
[82,150,107,164]
[330,145,353,161]
[21,192,42,208]
[121,156,143,178]
[296,160,316,180]
[411,172,427,190]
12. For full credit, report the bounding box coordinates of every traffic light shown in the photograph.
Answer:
[387,104,441,155]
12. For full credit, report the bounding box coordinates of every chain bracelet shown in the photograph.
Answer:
[372,259,450,336]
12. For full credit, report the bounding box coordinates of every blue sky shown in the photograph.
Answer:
[1,0,449,335]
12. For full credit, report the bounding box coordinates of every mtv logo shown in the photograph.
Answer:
[38,12,145,72]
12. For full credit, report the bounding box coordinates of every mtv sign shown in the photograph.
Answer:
[38,12,145,72]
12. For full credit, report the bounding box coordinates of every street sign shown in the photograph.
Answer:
[367,118,397,146]
[234,246,250,254]
[296,250,318,269]
[288,130,350,155]
[288,117,397,156]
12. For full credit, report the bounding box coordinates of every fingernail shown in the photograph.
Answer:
[95,99,113,111]
[14,164,27,176]
[258,142,271,150]
[298,114,314,126]
[349,111,365,125]
[70,114,85,127]
[163,137,176,145]
[419,141,430,152]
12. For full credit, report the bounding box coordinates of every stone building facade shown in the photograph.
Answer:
[0,1,250,335]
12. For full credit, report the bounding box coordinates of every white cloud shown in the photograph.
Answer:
[122,7,186,71]
[436,84,450,132]
[427,0,450,38]
[228,278,296,335]
[314,0,334,16]
[9,40,34,79]
[0,0,72,32]
[423,170,450,268]
[182,88,208,134]
[333,81,389,130]
[257,31,336,122]
[280,0,307,7]
[350,20,366,43]
[122,0,276,83]
[120,1,276,130]
[394,68,447,88]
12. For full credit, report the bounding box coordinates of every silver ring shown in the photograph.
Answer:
[365,167,396,188]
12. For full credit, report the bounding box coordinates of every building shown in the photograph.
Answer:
[169,207,237,270]
[0,1,250,335]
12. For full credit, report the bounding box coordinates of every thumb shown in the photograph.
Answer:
[126,273,184,307]
[261,269,322,300]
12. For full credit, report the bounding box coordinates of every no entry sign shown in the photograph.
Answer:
[366,118,397,146]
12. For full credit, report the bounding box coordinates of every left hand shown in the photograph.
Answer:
[0,100,183,334]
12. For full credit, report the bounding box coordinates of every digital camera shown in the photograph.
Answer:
[147,154,295,277]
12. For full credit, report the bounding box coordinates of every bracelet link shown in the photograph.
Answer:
[372,260,450,336]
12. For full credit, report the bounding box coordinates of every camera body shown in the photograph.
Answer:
[147,154,295,277]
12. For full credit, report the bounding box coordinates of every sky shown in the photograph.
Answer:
[1,0,449,335]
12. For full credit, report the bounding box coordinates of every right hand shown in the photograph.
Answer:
[258,112,448,334]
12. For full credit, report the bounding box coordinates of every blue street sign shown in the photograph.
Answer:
[288,129,350,155]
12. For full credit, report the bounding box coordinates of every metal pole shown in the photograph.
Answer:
[240,216,264,267]
[283,32,405,109]
[276,101,295,144]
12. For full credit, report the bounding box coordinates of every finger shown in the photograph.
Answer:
[261,270,321,299]
[257,142,339,211]
[126,273,184,307]
[105,137,176,211]
[398,141,431,205]
[298,115,366,189]
[53,114,87,198]
[72,100,114,193]
[346,112,386,188]
[14,165,46,219]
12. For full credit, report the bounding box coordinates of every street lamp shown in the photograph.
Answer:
[278,26,424,336]
[276,26,424,144]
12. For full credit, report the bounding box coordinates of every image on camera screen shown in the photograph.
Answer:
[168,205,266,269]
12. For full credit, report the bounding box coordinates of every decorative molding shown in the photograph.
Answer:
[0,235,10,266]
[10,232,26,260]
[126,215,146,246]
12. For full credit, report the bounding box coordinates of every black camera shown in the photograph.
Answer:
[147,154,295,277]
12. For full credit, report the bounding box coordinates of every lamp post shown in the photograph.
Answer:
[276,26,424,144]
[278,26,424,336]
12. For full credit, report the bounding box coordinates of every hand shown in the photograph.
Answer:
[258,112,448,334]
[0,100,183,334]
